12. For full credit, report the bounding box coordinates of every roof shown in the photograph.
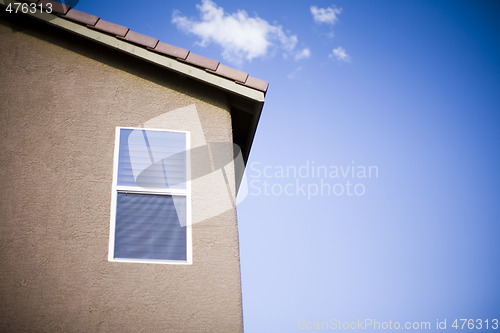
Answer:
[0,0,267,165]
[0,0,268,101]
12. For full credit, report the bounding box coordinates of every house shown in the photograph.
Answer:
[0,0,267,331]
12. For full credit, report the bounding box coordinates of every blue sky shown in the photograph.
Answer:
[75,1,500,331]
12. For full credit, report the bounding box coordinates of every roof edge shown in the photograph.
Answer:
[0,0,267,103]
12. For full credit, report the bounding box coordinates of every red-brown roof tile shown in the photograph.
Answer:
[183,52,219,71]
[39,0,70,15]
[241,76,269,92]
[63,8,99,26]
[211,64,248,83]
[152,42,189,60]
[91,19,129,37]
[120,30,159,49]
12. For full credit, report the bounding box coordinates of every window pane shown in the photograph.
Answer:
[114,193,187,261]
[117,128,186,189]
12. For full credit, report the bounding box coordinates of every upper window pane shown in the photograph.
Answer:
[117,128,187,189]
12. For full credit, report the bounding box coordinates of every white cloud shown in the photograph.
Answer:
[295,48,311,61]
[172,0,298,64]
[330,46,350,62]
[310,5,342,25]
[287,66,303,79]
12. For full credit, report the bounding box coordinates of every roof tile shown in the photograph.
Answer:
[91,19,129,37]
[184,52,219,71]
[211,64,248,83]
[63,8,99,26]
[241,76,269,93]
[152,42,189,60]
[39,0,70,15]
[121,30,158,49]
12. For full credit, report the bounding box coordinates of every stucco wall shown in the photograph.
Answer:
[0,13,243,333]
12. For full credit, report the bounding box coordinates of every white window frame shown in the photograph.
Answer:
[108,126,192,265]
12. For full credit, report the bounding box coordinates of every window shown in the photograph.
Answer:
[108,127,191,264]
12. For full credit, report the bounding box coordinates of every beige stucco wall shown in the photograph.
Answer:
[0,14,243,333]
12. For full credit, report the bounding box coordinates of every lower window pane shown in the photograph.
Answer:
[114,193,187,261]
